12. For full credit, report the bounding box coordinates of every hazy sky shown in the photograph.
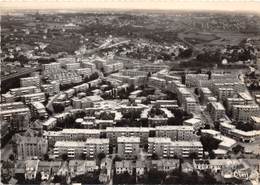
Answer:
[1,0,260,14]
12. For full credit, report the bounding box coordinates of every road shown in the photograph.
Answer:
[1,66,41,82]
[1,143,13,161]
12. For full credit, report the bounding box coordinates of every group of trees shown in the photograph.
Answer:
[167,109,193,126]
[236,121,255,132]
[200,135,221,159]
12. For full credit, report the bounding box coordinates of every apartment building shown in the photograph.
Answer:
[148,137,203,158]
[42,62,61,74]
[199,87,212,104]
[42,117,57,130]
[238,92,254,105]
[155,125,195,141]
[21,92,45,104]
[81,61,96,72]
[20,76,41,87]
[9,86,38,97]
[103,62,124,74]
[43,129,101,145]
[117,136,140,159]
[75,68,92,78]
[148,77,167,89]
[217,87,235,101]
[231,105,260,122]
[105,127,150,146]
[225,98,245,112]
[185,74,208,87]
[16,134,48,160]
[41,81,60,96]
[30,102,48,119]
[176,87,192,106]
[53,141,85,159]
[207,102,225,122]
[64,62,81,70]
[219,120,260,143]
[0,102,31,131]
[48,71,82,85]
[85,138,109,159]
[184,97,197,113]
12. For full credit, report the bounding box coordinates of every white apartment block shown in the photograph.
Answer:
[105,127,150,146]
[217,87,235,101]
[117,136,140,159]
[184,97,197,113]
[75,68,92,77]
[42,62,61,73]
[185,74,208,87]
[20,76,41,87]
[16,135,48,160]
[85,138,109,159]
[42,80,60,95]
[219,121,260,143]
[238,92,254,105]
[148,137,203,158]
[44,129,101,145]
[9,86,38,97]
[21,92,45,104]
[225,98,245,112]
[148,77,167,89]
[30,102,48,119]
[231,105,260,122]
[0,102,31,131]
[199,87,212,104]
[207,102,225,122]
[64,62,81,70]
[176,87,192,106]
[54,141,85,158]
[155,125,195,141]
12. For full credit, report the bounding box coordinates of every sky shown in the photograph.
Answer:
[1,0,260,14]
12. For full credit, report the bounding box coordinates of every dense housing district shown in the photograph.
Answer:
[1,11,260,185]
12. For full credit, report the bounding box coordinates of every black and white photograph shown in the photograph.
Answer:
[1,0,260,184]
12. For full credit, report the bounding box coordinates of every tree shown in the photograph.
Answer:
[61,153,68,161]
[200,135,220,152]
[43,154,50,161]
[53,103,65,113]
[232,144,244,154]
[151,153,159,160]
[189,152,198,159]
[145,169,166,184]
[9,154,15,161]
[97,152,106,161]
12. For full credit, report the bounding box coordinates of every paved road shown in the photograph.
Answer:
[1,66,41,82]
[1,143,13,161]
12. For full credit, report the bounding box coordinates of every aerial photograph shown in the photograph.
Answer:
[1,1,260,184]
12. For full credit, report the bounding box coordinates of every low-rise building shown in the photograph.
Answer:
[115,160,134,175]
